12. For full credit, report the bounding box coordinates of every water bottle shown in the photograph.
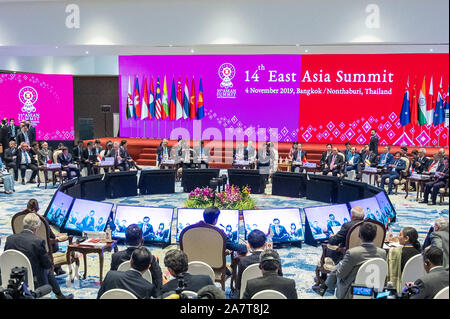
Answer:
[73,263,80,288]
[105,224,112,242]
[267,226,274,250]
[65,271,72,288]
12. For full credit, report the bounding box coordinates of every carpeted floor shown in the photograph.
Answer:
[0,169,448,299]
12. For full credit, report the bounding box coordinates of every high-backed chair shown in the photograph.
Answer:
[11,211,79,279]
[99,288,138,299]
[353,258,388,299]
[345,219,386,251]
[0,249,35,290]
[251,289,287,299]
[117,260,153,283]
[188,261,216,283]
[393,157,411,194]
[180,223,228,290]
[401,254,426,288]
[433,286,449,299]
[240,263,262,299]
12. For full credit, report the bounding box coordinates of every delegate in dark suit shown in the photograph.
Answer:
[97,269,157,299]
[0,125,9,153]
[72,145,84,163]
[332,243,386,299]
[410,267,449,299]
[369,135,379,155]
[57,152,81,178]
[291,149,307,173]
[322,153,344,176]
[81,148,99,175]
[16,148,38,182]
[110,147,129,171]
[422,166,449,205]
[235,251,283,297]
[242,271,298,299]
[327,219,362,263]
[320,151,332,171]
[156,145,172,164]
[16,130,34,146]
[377,152,394,168]
[38,149,53,166]
[161,272,214,294]
[379,157,406,194]
[413,156,431,174]
[233,147,248,161]
[4,147,19,180]
[345,152,361,172]
[8,124,19,141]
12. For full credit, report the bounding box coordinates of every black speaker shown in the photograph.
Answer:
[227,169,266,194]
[181,169,220,192]
[306,175,338,203]
[78,174,106,201]
[105,171,138,198]
[336,179,366,204]
[272,172,307,198]
[138,169,176,195]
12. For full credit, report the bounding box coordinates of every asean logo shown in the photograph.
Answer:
[19,86,38,114]
[218,63,235,88]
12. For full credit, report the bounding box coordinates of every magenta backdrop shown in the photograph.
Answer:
[119,55,301,141]
[0,73,74,140]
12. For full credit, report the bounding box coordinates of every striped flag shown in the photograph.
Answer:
[126,76,134,119]
[183,77,190,119]
[426,76,435,125]
[400,76,410,126]
[169,76,176,121]
[176,77,183,120]
[445,85,449,128]
[161,76,169,120]
[418,76,428,126]
[197,77,205,120]
[134,76,141,119]
[433,77,445,126]
[189,77,197,119]
[141,77,149,120]
[148,77,155,119]
[155,77,162,119]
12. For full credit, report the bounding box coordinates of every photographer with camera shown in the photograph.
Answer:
[0,267,52,299]
[406,246,449,299]
[161,249,214,295]
[3,213,73,299]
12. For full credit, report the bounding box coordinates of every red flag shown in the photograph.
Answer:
[410,78,418,125]
[134,76,141,119]
[189,77,197,119]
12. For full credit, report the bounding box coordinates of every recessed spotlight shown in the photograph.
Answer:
[169,44,173,47]
[190,48,195,53]
[85,50,89,54]
[429,48,434,52]
[295,44,300,47]
[55,46,58,49]
[304,49,308,53]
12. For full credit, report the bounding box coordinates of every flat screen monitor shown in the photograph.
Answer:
[303,204,350,240]
[44,191,74,228]
[62,199,113,233]
[176,208,239,244]
[374,191,396,223]
[349,196,388,227]
[112,205,174,243]
[242,208,303,243]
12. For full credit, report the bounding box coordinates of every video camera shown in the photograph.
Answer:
[351,283,420,299]
[160,275,225,300]
[0,267,52,299]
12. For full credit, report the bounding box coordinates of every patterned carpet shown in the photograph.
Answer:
[0,169,448,299]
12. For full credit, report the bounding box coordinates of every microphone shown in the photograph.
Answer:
[31,284,52,298]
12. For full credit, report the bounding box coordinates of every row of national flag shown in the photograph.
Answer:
[126,75,205,121]
[400,75,449,127]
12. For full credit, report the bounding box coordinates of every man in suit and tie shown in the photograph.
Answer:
[72,140,84,163]
[16,125,34,146]
[38,141,53,166]
[110,224,163,290]
[57,146,81,178]
[270,218,290,242]
[25,121,36,142]
[345,146,361,174]
[161,249,215,295]
[4,140,19,181]
[16,142,38,185]
[8,118,19,142]
[233,142,248,162]
[194,140,209,168]
[242,249,297,299]
[94,139,103,155]
[4,213,73,299]
[344,142,352,161]
[120,140,141,170]
[138,216,154,240]
[81,141,99,175]
[180,142,194,169]
[412,148,431,174]
[379,151,406,195]
[97,247,158,299]
[369,128,379,155]
[291,143,307,173]
[409,247,449,299]
[420,156,449,205]
[322,147,344,176]
[356,144,377,181]
[156,138,172,166]
[80,210,96,231]
[315,222,386,298]
[320,144,333,172]
[0,119,11,155]
[246,140,257,168]
[377,146,393,169]
[110,142,129,171]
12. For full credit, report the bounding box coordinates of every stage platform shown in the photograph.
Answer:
[87,138,448,168]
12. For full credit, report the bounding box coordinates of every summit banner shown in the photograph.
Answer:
[119,54,449,146]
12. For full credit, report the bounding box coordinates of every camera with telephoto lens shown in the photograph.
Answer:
[0,267,52,299]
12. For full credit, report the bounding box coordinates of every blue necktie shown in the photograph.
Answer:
[23,151,29,164]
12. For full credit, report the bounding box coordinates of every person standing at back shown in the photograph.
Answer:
[369,129,379,155]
